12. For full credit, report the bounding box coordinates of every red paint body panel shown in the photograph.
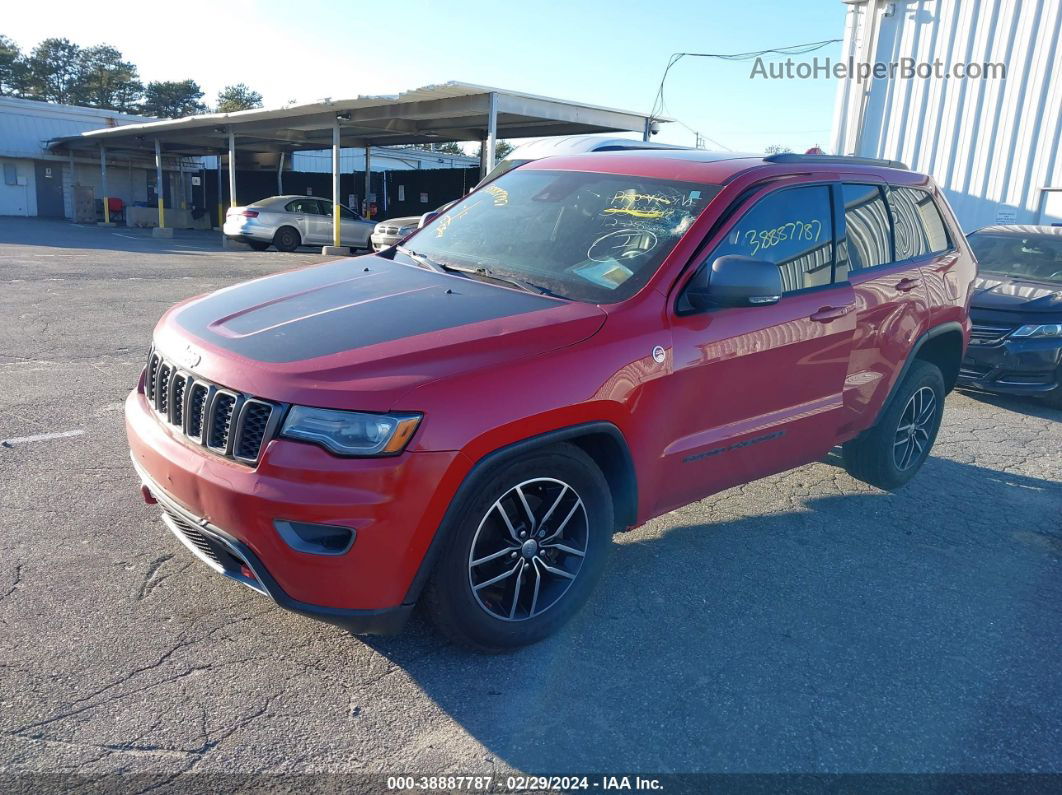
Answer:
[125,152,977,622]
[127,389,469,609]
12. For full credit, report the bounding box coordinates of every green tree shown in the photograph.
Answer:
[764,144,792,155]
[25,37,84,103]
[473,139,514,161]
[0,35,23,95]
[141,79,206,118]
[78,45,142,111]
[215,82,263,112]
[433,141,465,156]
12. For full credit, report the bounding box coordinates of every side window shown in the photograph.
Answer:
[286,198,316,214]
[840,183,891,278]
[887,186,950,260]
[312,200,330,216]
[915,191,951,253]
[338,203,359,220]
[708,185,835,293]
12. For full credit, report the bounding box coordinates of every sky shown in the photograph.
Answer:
[3,0,846,153]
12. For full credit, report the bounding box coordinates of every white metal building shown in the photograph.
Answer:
[0,96,477,220]
[831,0,1062,230]
[0,97,160,218]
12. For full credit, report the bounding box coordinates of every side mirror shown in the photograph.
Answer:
[686,255,783,311]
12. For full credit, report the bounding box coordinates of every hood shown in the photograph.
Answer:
[376,216,421,228]
[154,255,606,411]
[970,274,1062,315]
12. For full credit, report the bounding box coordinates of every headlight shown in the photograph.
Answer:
[280,407,422,456]
[1012,323,1062,338]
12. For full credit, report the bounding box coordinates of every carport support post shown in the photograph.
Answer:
[227,131,237,208]
[480,91,497,179]
[99,145,110,225]
[333,121,341,247]
[277,151,285,195]
[363,146,371,220]
[216,151,224,228]
[154,139,165,229]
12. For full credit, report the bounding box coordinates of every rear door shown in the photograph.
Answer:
[657,182,856,514]
[835,183,932,435]
[283,198,320,243]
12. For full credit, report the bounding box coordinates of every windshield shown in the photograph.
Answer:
[402,169,721,302]
[968,232,1062,284]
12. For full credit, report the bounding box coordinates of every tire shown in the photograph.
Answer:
[843,359,945,490]
[273,226,300,252]
[423,443,613,653]
[247,240,271,251]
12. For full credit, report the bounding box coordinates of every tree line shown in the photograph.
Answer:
[0,35,263,118]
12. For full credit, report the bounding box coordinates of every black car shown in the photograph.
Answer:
[960,225,1062,407]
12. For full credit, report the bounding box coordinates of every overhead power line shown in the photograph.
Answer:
[650,38,843,148]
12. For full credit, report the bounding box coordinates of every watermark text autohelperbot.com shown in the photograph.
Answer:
[750,56,1007,82]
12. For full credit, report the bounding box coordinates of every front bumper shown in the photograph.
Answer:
[370,232,401,252]
[126,388,468,626]
[958,336,1062,397]
[134,457,411,634]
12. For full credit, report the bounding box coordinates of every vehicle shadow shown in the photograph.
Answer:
[954,387,1061,422]
[364,456,1062,772]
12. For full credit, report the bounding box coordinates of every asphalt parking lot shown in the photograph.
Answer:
[1,216,1060,778]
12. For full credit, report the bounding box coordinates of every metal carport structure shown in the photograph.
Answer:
[49,82,667,249]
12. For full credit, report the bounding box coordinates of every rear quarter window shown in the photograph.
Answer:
[887,186,951,260]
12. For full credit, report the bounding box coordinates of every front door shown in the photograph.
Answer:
[34,162,64,218]
[338,204,373,248]
[654,183,856,515]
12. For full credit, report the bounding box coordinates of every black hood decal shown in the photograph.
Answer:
[175,257,558,363]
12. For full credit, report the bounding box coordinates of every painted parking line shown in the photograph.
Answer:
[1,429,85,447]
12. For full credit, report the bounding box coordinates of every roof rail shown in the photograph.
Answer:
[763,153,909,170]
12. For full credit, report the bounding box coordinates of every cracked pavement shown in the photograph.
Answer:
[0,218,1060,777]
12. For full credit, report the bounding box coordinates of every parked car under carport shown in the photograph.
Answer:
[224,196,375,252]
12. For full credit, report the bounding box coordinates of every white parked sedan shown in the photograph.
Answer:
[223,195,376,252]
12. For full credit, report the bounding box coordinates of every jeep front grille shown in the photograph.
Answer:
[145,350,283,465]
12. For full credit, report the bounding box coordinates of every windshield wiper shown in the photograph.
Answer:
[397,246,566,299]
[442,263,566,299]
[396,245,449,274]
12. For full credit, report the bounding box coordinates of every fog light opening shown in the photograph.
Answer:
[274,520,356,556]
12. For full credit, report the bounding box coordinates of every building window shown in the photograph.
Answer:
[3,163,16,186]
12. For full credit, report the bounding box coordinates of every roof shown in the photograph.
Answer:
[48,82,668,157]
[521,148,935,186]
[0,95,155,159]
[971,225,1062,236]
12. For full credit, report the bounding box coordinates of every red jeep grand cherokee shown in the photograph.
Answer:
[127,151,975,651]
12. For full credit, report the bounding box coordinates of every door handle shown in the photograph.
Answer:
[895,277,921,292]
[809,305,852,323]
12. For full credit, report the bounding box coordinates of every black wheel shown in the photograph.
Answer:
[843,359,945,490]
[247,240,271,251]
[423,444,612,652]
[273,226,300,252]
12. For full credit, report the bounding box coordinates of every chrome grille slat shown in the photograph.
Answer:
[155,363,171,414]
[144,350,279,465]
[969,322,1015,343]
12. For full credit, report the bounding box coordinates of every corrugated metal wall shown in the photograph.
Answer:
[831,0,1062,230]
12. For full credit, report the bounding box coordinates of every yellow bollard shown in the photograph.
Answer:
[103,197,110,225]
[158,197,165,229]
